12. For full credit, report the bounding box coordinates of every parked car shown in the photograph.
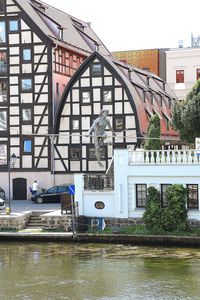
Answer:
[0,187,6,200]
[31,185,69,204]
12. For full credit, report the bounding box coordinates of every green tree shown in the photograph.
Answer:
[144,115,161,150]
[172,79,200,143]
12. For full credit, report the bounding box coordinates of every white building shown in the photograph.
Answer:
[75,149,200,221]
[166,47,200,100]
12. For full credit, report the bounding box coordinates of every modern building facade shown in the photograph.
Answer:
[166,47,200,100]
[112,48,169,81]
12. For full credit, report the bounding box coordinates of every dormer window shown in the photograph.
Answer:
[58,27,63,40]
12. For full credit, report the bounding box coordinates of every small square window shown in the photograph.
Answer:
[115,118,124,131]
[0,82,7,102]
[176,70,184,83]
[82,91,91,103]
[103,90,112,102]
[92,63,102,76]
[0,144,7,165]
[0,110,7,131]
[23,140,32,153]
[9,20,19,31]
[21,79,32,91]
[23,49,31,61]
[70,147,80,160]
[72,119,79,130]
[22,108,32,122]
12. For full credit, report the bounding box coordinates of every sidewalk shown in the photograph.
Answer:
[5,199,60,213]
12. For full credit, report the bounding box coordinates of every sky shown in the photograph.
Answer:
[42,0,200,52]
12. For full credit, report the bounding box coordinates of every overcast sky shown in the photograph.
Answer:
[43,0,200,52]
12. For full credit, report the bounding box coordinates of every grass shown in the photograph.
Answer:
[88,225,200,237]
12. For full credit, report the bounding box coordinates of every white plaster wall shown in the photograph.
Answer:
[166,48,200,100]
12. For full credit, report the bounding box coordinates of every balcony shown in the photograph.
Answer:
[129,149,200,165]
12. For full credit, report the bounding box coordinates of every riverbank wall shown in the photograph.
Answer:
[1,232,200,247]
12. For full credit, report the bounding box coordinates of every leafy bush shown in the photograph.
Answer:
[143,184,188,233]
[161,184,188,231]
[143,186,162,231]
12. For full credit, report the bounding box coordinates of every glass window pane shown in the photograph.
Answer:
[23,140,32,153]
[23,49,31,61]
[82,91,90,103]
[92,64,102,75]
[0,21,6,43]
[0,51,6,73]
[22,108,32,121]
[21,79,32,91]
[72,120,79,130]
[103,90,112,102]
[9,20,18,31]
[0,144,7,165]
[0,82,7,102]
[0,110,7,131]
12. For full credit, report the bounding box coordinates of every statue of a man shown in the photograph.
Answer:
[87,109,116,166]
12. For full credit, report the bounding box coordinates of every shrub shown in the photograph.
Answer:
[161,184,188,231]
[143,186,162,231]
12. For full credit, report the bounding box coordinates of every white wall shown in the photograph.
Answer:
[166,48,200,100]
[74,149,200,221]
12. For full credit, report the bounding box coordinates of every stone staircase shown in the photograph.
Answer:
[26,212,44,229]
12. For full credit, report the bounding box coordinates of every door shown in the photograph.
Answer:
[13,178,27,200]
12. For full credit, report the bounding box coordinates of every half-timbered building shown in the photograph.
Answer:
[54,51,179,174]
[0,0,110,199]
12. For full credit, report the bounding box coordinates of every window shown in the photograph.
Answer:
[58,27,63,40]
[22,48,31,61]
[0,21,5,43]
[136,184,147,208]
[196,69,200,81]
[22,108,32,122]
[21,79,32,91]
[0,51,6,73]
[0,144,7,165]
[56,82,59,94]
[91,63,102,76]
[103,89,112,102]
[0,110,7,131]
[187,184,198,209]
[176,70,184,83]
[23,140,32,153]
[114,117,124,131]
[0,82,7,102]
[88,148,96,159]
[0,1,5,13]
[70,147,80,160]
[161,184,172,207]
[9,20,19,32]
[81,91,91,103]
[72,119,79,131]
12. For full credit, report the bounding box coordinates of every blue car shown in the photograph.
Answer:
[31,185,69,204]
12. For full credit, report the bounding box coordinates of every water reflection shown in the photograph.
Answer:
[0,243,200,299]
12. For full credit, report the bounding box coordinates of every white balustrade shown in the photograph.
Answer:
[129,149,200,165]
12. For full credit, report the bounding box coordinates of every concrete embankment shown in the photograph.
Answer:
[0,232,200,247]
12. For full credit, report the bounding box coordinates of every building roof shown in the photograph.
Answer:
[16,0,111,56]
[102,55,179,139]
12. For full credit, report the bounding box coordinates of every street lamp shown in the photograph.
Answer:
[8,153,17,214]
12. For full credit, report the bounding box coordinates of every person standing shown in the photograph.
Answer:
[32,180,38,195]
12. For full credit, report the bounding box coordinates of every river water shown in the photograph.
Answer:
[0,242,200,300]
